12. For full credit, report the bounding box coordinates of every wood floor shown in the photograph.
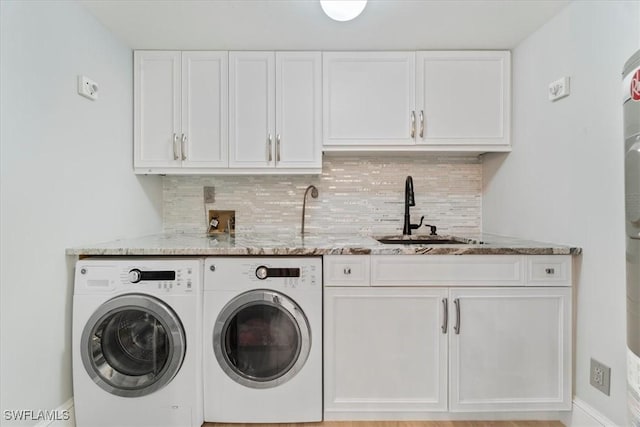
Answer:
[204,421,564,427]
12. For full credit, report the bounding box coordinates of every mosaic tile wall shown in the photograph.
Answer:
[163,154,482,235]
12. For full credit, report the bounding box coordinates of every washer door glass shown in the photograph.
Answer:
[214,290,311,389]
[81,294,186,397]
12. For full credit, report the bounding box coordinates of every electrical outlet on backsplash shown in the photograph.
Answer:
[163,155,482,236]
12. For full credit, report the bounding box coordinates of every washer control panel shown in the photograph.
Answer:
[255,266,300,280]
[74,259,202,294]
[123,266,194,292]
[127,268,176,284]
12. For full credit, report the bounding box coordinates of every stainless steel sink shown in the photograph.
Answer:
[374,235,482,245]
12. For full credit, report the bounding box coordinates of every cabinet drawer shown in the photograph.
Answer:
[371,255,524,286]
[324,255,370,286]
[527,255,571,286]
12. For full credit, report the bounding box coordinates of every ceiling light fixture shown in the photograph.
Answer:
[320,0,367,22]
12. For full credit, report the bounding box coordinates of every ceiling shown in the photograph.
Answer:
[80,0,570,51]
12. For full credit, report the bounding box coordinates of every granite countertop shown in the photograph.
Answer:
[66,232,582,256]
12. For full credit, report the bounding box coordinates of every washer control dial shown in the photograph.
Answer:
[128,269,142,283]
[255,266,268,280]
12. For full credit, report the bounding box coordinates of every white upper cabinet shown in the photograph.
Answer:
[134,51,228,173]
[416,51,510,148]
[323,52,416,146]
[229,51,322,172]
[229,52,275,168]
[276,52,322,169]
[134,51,181,170]
[181,52,228,168]
[135,49,510,173]
[322,50,511,152]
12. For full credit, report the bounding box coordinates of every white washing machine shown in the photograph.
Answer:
[72,258,203,427]
[203,257,322,422]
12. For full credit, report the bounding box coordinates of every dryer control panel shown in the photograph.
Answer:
[204,257,321,292]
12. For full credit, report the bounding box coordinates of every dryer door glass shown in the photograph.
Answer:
[226,304,299,379]
[214,290,311,389]
[81,294,186,397]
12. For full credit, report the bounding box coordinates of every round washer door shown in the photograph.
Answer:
[213,290,311,389]
[80,294,186,397]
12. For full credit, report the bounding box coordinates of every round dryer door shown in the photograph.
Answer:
[81,294,186,397]
[213,290,311,389]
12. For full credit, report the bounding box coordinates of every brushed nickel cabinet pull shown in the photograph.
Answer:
[267,134,273,162]
[419,110,424,138]
[343,267,351,275]
[181,134,187,160]
[410,111,416,138]
[276,134,281,162]
[441,298,448,334]
[173,133,180,160]
[453,298,461,335]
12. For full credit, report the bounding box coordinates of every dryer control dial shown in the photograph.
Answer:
[128,269,142,283]
[255,266,268,280]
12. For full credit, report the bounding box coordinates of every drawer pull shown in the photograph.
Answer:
[545,268,555,275]
[343,267,351,275]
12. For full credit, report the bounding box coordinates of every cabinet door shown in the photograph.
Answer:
[134,51,181,170]
[229,52,275,168]
[416,51,510,147]
[323,52,416,146]
[324,287,448,416]
[275,52,322,169]
[181,52,228,168]
[448,287,571,412]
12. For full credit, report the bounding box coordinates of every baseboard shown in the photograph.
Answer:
[33,398,75,427]
[560,397,619,427]
[49,395,617,427]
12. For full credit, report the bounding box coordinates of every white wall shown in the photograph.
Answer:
[0,1,163,425]
[483,1,640,424]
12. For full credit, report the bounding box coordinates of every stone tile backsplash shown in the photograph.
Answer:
[163,154,482,235]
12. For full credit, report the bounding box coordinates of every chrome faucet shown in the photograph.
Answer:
[403,176,424,235]
[301,185,319,235]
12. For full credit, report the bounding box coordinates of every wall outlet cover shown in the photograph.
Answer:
[548,76,570,102]
[78,75,98,100]
[203,186,215,204]
[590,357,611,396]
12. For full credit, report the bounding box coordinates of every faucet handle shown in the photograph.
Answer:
[410,216,424,230]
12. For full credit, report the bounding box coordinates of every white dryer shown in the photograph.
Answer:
[72,258,203,427]
[203,257,322,422]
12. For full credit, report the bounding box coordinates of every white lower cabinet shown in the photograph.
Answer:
[449,287,571,412]
[324,287,448,414]
[323,255,572,419]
